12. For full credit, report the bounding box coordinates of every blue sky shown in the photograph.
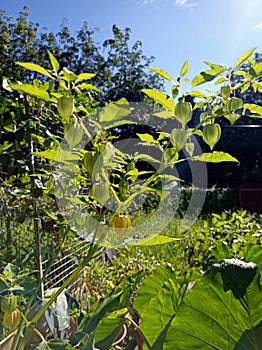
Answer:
[1,0,262,87]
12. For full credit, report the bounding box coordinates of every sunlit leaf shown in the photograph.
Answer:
[75,72,96,83]
[33,149,80,162]
[134,153,160,163]
[234,47,256,68]
[141,89,175,112]
[180,59,189,77]
[190,90,207,98]
[244,103,262,116]
[164,258,262,349]
[148,67,173,82]
[192,152,238,163]
[9,83,50,101]
[47,50,59,72]
[137,133,157,143]
[100,99,132,123]
[133,266,179,347]
[154,111,174,119]
[16,62,52,79]
[130,235,176,246]
[77,83,101,92]
[191,68,224,87]
[95,308,127,350]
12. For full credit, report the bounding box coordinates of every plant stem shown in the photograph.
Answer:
[18,243,99,350]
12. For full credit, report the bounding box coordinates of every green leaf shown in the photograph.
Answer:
[180,59,189,77]
[234,48,256,68]
[203,61,224,70]
[190,90,207,98]
[224,113,241,125]
[61,68,77,83]
[129,234,176,246]
[148,67,173,82]
[244,244,262,271]
[33,149,80,162]
[35,342,48,350]
[77,83,101,92]
[136,133,157,144]
[212,241,233,262]
[75,72,96,83]
[47,50,59,72]
[192,151,238,163]
[47,339,70,349]
[154,111,175,119]
[104,120,136,129]
[244,103,262,116]
[141,89,175,112]
[16,62,53,79]
[9,83,50,101]
[215,76,226,85]
[191,68,224,87]
[164,258,262,349]
[100,99,132,123]
[133,266,179,347]
[171,128,188,151]
[134,153,161,163]
[95,308,127,350]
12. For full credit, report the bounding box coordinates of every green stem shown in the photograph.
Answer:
[18,243,99,350]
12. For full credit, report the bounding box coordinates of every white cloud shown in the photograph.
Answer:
[174,0,198,8]
[254,22,262,30]
[143,0,155,4]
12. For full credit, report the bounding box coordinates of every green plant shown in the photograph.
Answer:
[133,247,262,349]
[0,47,261,349]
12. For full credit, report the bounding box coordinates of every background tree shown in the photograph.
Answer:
[0,6,163,103]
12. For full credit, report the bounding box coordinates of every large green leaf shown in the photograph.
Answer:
[244,103,262,117]
[99,99,132,123]
[137,133,158,144]
[191,68,224,87]
[9,83,50,101]
[148,67,173,82]
[75,72,96,83]
[234,48,256,69]
[192,151,238,163]
[133,266,179,348]
[141,89,175,112]
[164,258,262,349]
[33,149,80,162]
[128,234,176,246]
[16,62,53,78]
[94,308,127,350]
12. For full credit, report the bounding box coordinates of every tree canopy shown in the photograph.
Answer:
[0,6,163,103]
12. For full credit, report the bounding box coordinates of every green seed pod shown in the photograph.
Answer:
[113,214,131,237]
[57,96,75,122]
[202,123,221,150]
[175,101,192,126]
[3,309,21,330]
[1,295,18,314]
[228,97,243,111]
[221,85,231,100]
